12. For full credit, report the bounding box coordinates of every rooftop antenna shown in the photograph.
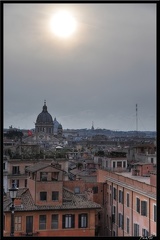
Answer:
[136,103,138,137]
[91,121,94,130]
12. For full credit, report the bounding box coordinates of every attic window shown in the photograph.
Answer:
[40,172,48,181]
[92,186,98,194]
[51,172,59,181]
[74,187,80,194]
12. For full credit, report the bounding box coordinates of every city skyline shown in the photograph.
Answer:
[4,4,156,131]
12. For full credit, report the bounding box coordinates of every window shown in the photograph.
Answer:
[113,230,116,236]
[112,206,116,223]
[136,198,140,213]
[39,215,46,229]
[25,179,27,187]
[93,186,98,194]
[127,193,129,207]
[117,161,122,167]
[119,190,123,204]
[151,158,153,163]
[3,163,5,170]
[74,187,80,194]
[113,187,117,200]
[141,201,147,216]
[110,194,111,206]
[25,166,29,173]
[78,214,88,228]
[51,172,59,181]
[154,205,156,222]
[113,162,115,168]
[118,213,123,229]
[51,214,58,229]
[106,192,109,202]
[40,172,48,181]
[52,191,59,201]
[134,223,139,236]
[12,166,20,174]
[12,179,19,188]
[123,161,126,168]
[26,216,33,233]
[127,218,129,234]
[40,192,47,201]
[32,173,35,180]
[15,216,22,231]
[62,214,75,228]
[142,229,149,237]
[106,161,108,168]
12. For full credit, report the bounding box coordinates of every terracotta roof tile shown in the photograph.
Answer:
[4,187,101,212]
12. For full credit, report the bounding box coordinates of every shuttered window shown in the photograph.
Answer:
[15,216,22,231]
[51,214,58,229]
[127,218,129,234]
[154,205,157,222]
[62,214,75,228]
[134,223,139,236]
[112,206,116,223]
[136,198,140,213]
[119,190,123,204]
[39,215,46,229]
[141,201,147,216]
[78,214,88,228]
[113,188,116,200]
[118,213,123,229]
[142,228,149,237]
[127,193,129,207]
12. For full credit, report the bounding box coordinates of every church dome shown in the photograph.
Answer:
[36,101,53,124]
[58,124,62,129]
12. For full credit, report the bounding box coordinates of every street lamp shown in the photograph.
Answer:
[9,184,18,237]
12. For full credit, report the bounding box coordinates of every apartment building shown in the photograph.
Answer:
[3,162,101,237]
[5,158,68,191]
[127,143,156,163]
[3,156,8,193]
[97,169,156,237]
[94,152,127,172]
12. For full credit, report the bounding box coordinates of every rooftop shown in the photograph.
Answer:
[131,162,154,166]
[4,187,101,212]
[116,171,150,184]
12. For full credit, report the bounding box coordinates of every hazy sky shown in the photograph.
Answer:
[4,3,156,131]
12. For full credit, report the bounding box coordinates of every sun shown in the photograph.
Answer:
[50,11,77,38]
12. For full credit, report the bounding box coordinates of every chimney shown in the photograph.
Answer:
[14,198,22,206]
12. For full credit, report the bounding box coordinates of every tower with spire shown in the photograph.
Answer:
[91,121,94,130]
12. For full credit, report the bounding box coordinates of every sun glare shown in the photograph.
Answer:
[50,11,77,38]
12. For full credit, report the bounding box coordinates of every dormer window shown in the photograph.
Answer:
[40,172,48,181]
